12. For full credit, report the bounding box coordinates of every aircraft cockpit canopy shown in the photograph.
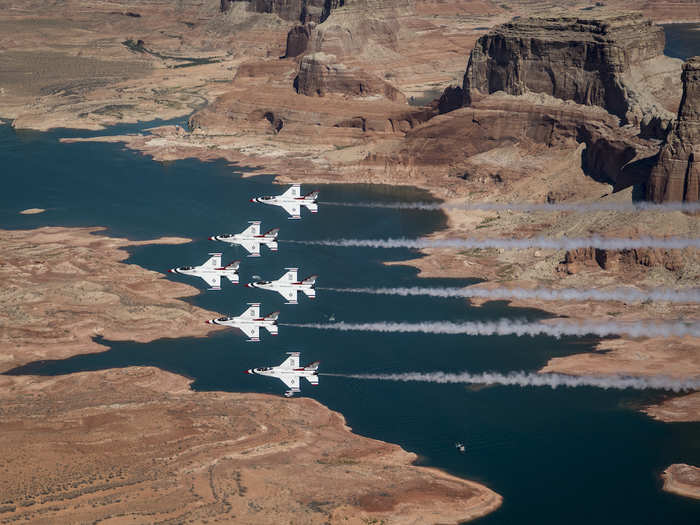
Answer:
[180,266,194,270]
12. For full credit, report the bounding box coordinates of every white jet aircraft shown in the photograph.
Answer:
[246,268,317,304]
[209,221,279,257]
[206,303,279,342]
[245,352,319,397]
[169,253,239,290]
[250,184,319,219]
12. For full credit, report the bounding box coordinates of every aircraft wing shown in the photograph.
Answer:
[239,304,260,318]
[278,374,300,390]
[202,274,221,289]
[279,201,301,218]
[279,269,298,282]
[278,353,300,369]
[241,222,261,236]
[280,287,298,303]
[239,324,260,341]
[281,184,301,199]
[305,375,319,386]
[239,239,260,256]
[202,254,221,268]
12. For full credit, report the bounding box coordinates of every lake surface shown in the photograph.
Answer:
[1,117,699,524]
[664,23,700,60]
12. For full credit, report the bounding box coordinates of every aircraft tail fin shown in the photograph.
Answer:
[264,227,279,239]
[264,311,280,322]
[304,375,319,386]
[302,274,317,286]
[304,190,319,201]
[225,260,240,271]
[304,361,320,371]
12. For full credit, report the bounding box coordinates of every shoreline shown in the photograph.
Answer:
[49,122,700,424]
[0,225,502,523]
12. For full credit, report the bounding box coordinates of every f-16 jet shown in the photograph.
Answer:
[245,352,319,397]
[169,253,239,290]
[246,268,317,304]
[206,303,279,342]
[250,184,318,219]
[209,221,279,257]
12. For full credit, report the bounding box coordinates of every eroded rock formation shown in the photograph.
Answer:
[647,57,700,203]
[230,0,344,23]
[463,12,678,137]
[558,246,690,274]
[295,51,404,100]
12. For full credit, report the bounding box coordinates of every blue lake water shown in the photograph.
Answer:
[1,117,700,524]
[664,23,700,60]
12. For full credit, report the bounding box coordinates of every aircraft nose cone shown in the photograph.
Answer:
[249,198,255,203]
[205,320,212,325]
[244,369,252,374]
[168,269,175,273]
[245,283,251,288]
[208,236,215,241]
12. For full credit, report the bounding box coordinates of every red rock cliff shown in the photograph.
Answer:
[647,57,700,203]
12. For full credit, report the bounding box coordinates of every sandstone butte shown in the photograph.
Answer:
[0,227,501,523]
[0,0,699,513]
[661,464,700,500]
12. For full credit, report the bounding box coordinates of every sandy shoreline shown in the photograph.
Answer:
[0,226,502,523]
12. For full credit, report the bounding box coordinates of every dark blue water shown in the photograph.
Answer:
[664,23,700,60]
[2,121,699,523]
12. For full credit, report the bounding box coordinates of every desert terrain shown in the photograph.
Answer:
[1,0,699,516]
[0,226,501,523]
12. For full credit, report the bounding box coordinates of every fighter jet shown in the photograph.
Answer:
[250,184,319,219]
[169,253,239,290]
[209,221,279,257]
[245,352,319,397]
[246,268,317,304]
[206,303,279,342]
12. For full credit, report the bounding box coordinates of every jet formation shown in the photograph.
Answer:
[251,183,319,219]
[245,352,319,397]
[246,267,317,304]
[206,303,279,342]
[169,253,239,290]
[210,221,278,257]
[167,185,321,395]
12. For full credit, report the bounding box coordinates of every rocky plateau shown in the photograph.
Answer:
[1,0,699,515]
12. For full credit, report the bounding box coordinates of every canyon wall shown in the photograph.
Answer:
[647,57,700,203]
[224,0,345,23]
[462,12,678,138]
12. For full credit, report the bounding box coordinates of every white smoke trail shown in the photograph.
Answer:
[320,286,700,304]
[289,236,700,250]
[323,371,700,392]
[283,319,700,338]
[323,201,700,213]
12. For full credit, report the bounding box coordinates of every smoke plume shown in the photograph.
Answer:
[283,319,700,338]
[289,236,700,250]
[323,201,700,213]
[320,286,700,303]
[323,371,700,392]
